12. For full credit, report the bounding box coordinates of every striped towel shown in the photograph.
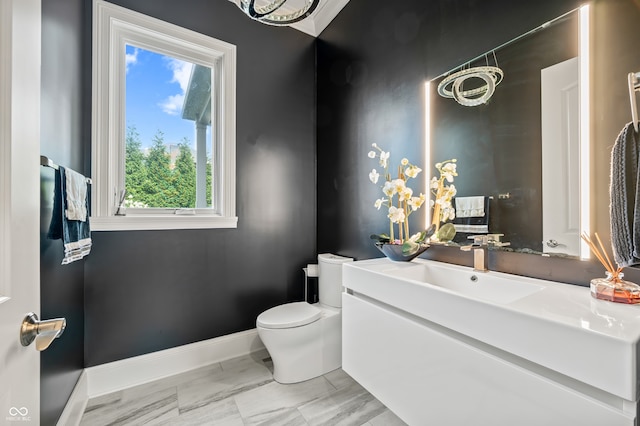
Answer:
[47,167,92,265]
[452,196,489,234]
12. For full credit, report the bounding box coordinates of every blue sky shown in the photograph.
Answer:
[125,44,197,150]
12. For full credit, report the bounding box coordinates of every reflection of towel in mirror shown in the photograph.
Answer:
[452,196,489,233]
[610,122,640,267]
[47,167,92,265]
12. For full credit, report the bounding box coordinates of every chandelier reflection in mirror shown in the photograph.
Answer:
[437,53,504,107]
[237,0,320,26]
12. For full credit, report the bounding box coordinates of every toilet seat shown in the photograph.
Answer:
[257,302,322,329]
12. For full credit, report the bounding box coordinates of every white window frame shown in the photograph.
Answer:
[92,0,237,231]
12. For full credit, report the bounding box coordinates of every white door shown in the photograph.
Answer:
[541,57,580,257]
[0,0,42,424]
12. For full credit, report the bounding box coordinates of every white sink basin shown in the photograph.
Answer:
[343,258,640,402]
[390,261,544,304]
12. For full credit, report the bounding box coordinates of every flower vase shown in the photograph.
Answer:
[375,243,429,262]
[590,273,640,304]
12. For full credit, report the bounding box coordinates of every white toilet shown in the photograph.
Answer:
[256,253,353,384]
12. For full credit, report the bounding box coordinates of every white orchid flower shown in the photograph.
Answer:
[368,151,376,159]
[369,168,380,184]
[379,151,390,168]
[441,206,456,221]
[442,163,458,182]
[392,178,406,193]
[398,186,413,202]
[383,181,397,197]
[447,184,457,198]
[374,198,385,210]
[405,165,422,178]
[401,158,409,166]
[442,162,457,174]
[435,197,445,206]
[430,177,439,190]
[408,194,425,211]
[388,206,406,223]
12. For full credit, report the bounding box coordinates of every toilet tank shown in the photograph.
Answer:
[318,253,354,308]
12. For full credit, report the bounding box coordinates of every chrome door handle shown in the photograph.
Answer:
[545,239,560,248]
[20,312,66,351]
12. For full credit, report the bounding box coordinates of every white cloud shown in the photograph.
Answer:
[167,58,193,93]
[158,57,194,116]
[159,93,185,116]
[125,48,139,74]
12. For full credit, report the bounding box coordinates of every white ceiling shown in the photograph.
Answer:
[228,0,351,37]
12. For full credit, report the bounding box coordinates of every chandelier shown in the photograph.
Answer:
[437,66,504,107]
[237,0,321,26]
[437,52,504,107]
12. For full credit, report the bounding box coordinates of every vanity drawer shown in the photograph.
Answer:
[342,292,635,426]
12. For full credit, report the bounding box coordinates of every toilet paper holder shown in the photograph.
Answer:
[303,264,319,303]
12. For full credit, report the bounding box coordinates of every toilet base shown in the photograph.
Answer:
[258,305,341,384]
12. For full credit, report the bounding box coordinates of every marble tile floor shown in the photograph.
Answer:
[79,350,408,426]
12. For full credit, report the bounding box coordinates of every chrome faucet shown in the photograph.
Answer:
[460,234,510,272]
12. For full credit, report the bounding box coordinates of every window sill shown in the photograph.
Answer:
[90,215,238,231]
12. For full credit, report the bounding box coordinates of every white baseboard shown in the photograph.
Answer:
[56,370,88,426]
[85,328,265,398]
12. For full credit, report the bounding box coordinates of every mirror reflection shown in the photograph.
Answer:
[428,7,587,258]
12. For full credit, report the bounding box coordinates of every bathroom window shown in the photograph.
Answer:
[91,0,237,231]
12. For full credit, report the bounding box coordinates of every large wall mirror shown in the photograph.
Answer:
[426,6,590,259]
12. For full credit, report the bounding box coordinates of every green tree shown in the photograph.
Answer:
[144,130,175,207]
[125,125,147,204]
[173,138,196,208]
[206,158,212,207]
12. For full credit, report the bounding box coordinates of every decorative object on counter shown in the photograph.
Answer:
[429,159,458,242]
[234,0,320,26]
[368,144,431,261]
[581,232,640,304]
[375,238,430,262]
[610,120,640,267]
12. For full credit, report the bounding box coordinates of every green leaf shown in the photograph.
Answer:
[370,233,390,243]
[402,240,419,255]
[436,223,456,242]
[413,231,427,243]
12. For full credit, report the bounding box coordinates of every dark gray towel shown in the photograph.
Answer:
[610,122,640,267]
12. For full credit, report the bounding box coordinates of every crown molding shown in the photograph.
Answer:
[229,0,351,37]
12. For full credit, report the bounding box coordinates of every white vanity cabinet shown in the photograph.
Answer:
[342,259,640,426]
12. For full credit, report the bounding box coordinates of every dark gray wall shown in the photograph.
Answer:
[39,0,640,422]
[316,0,640,285]
[83,0,317,366]
[40,0,88,424]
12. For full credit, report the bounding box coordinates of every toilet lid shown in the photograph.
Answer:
[257,302,322,329]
